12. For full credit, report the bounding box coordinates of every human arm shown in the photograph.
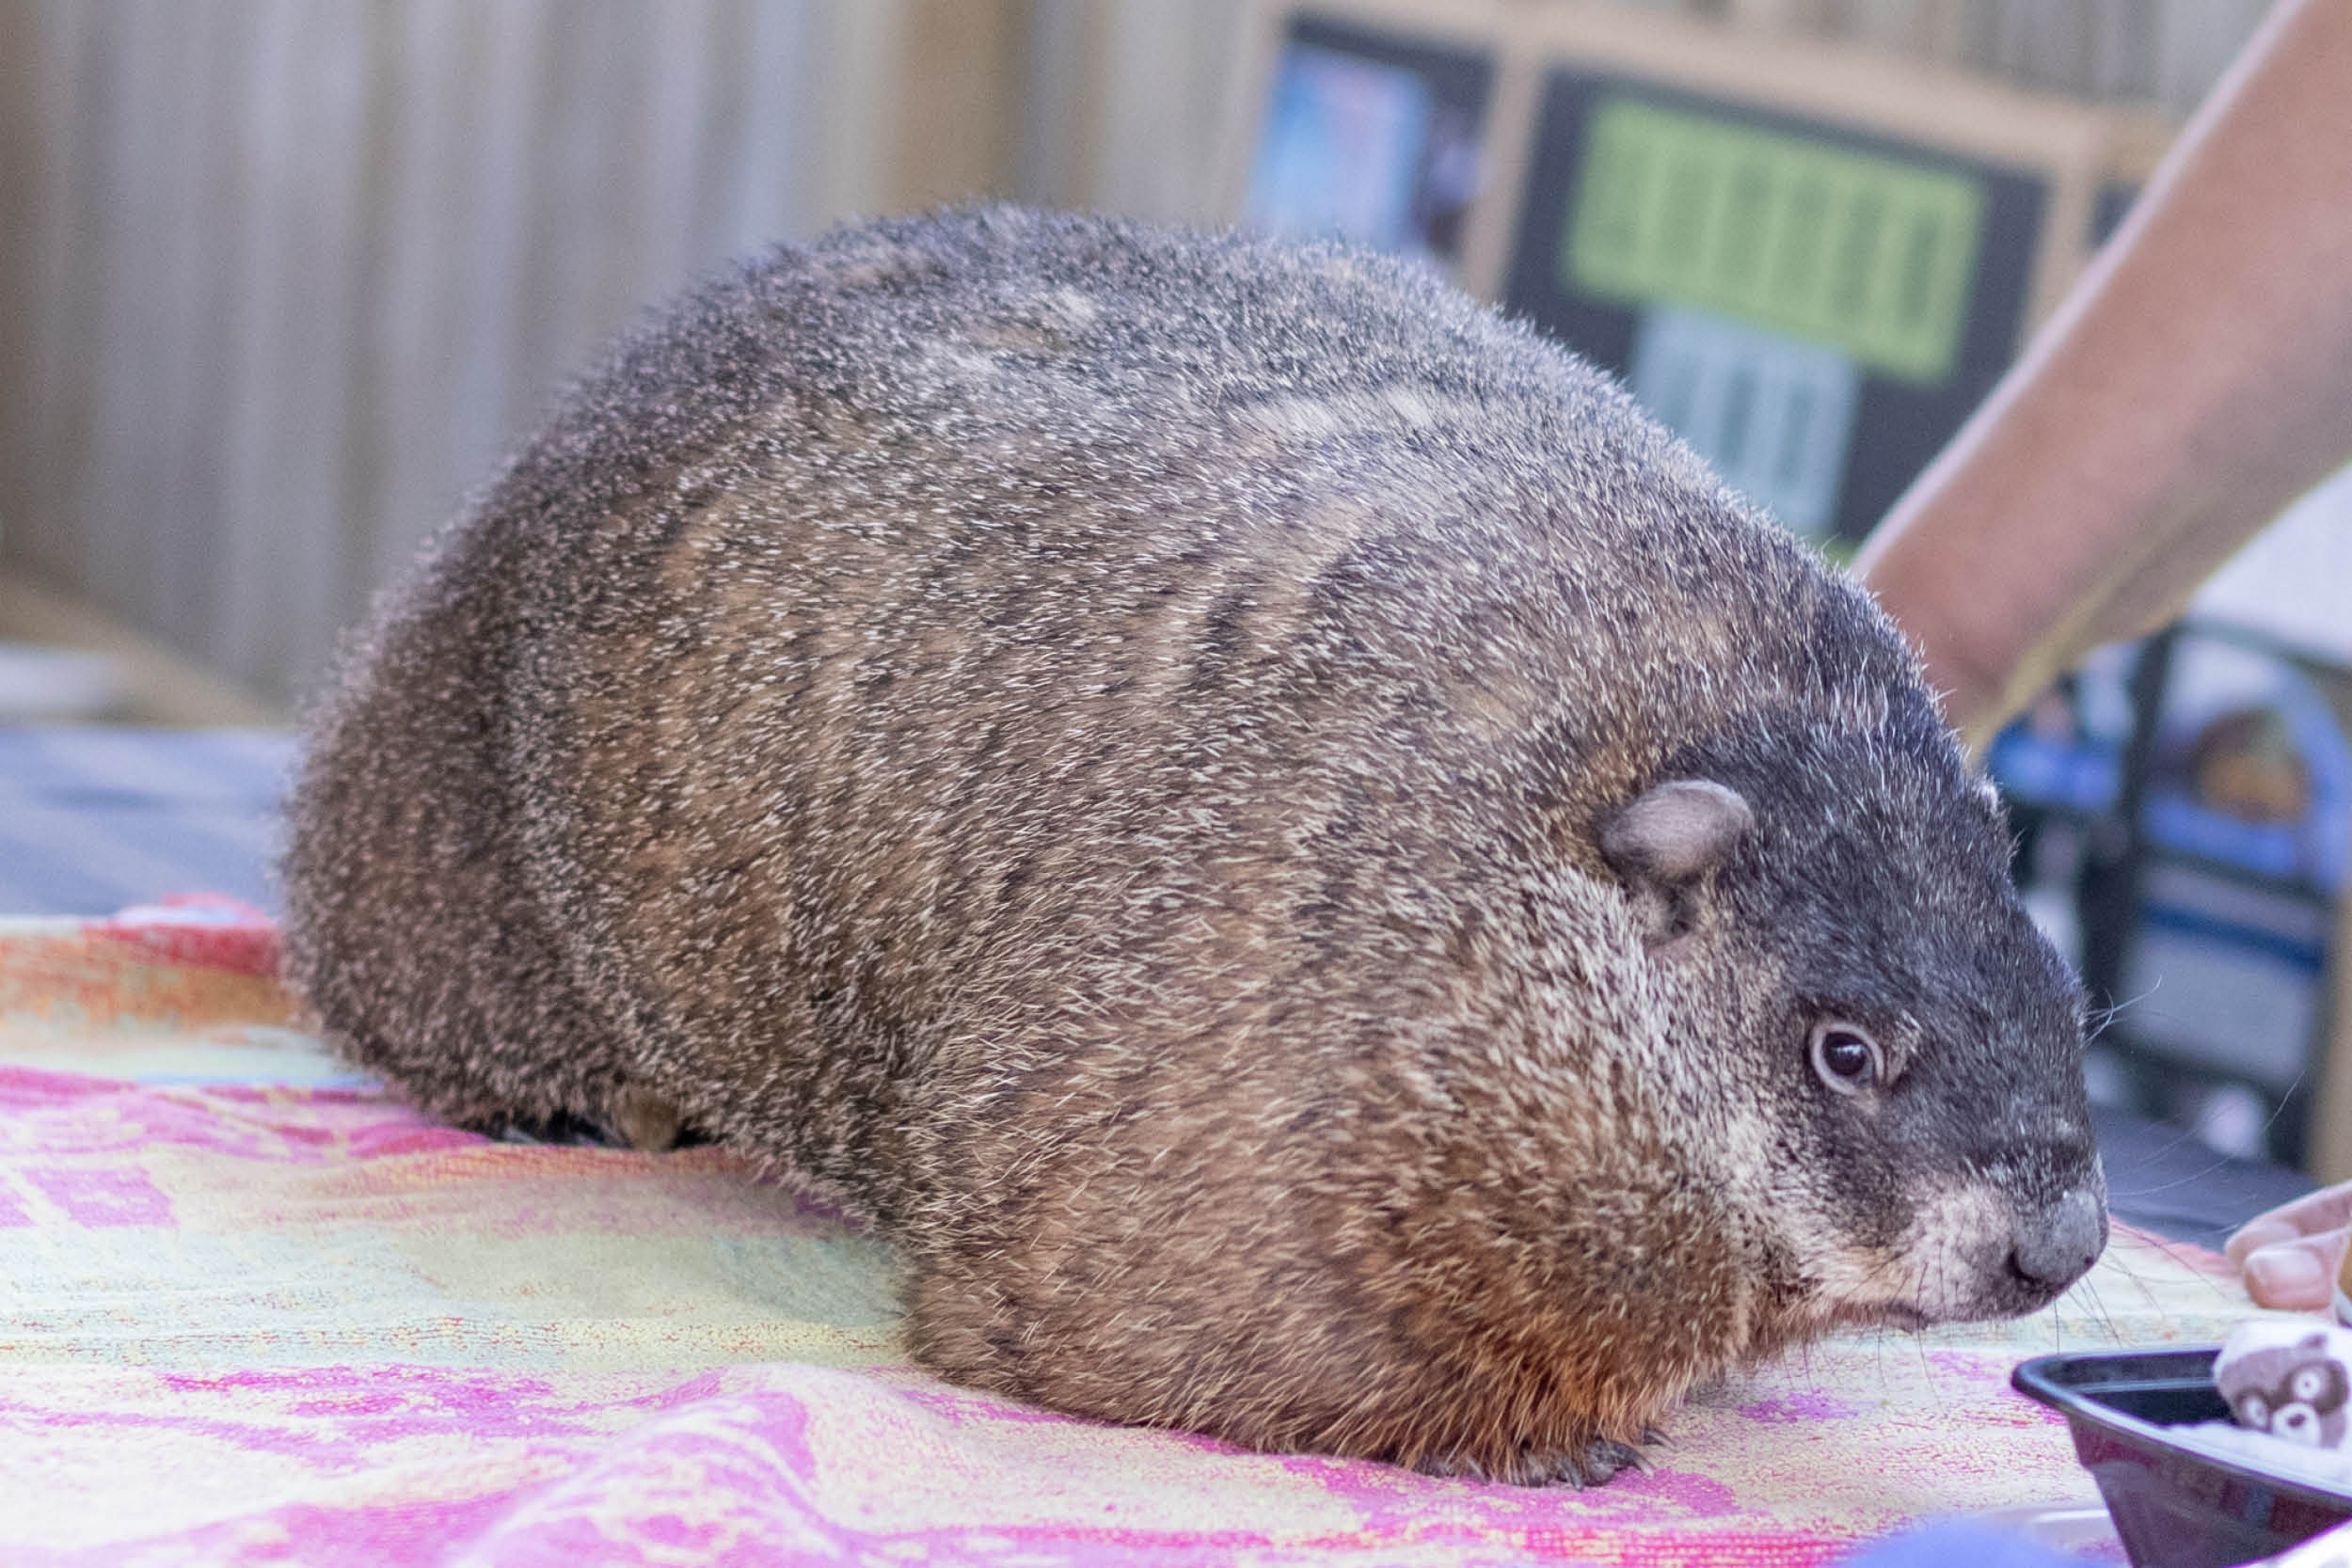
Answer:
[1851,0,2352,753]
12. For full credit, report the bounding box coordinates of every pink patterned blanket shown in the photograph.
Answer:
[0,902,2263,1565]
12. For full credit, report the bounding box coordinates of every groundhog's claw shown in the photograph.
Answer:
[1492,1437,1646,1487]
[1571,1437,1648,1485]
[1419,1433,1650,1487]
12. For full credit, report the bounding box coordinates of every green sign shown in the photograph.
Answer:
[1565,96,1987,385]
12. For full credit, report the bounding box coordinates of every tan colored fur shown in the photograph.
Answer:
[284,210,2099,1485]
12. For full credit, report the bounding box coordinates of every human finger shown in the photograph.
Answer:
[2240,1232,2349,1311]
[2226,1182,2352,1266]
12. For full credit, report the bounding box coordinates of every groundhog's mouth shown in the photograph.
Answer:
[1822,1268,2077,1333]
[1784,1292,1937,1340]
[1822,1267,2077,1335]
[1818,1297,1938,1335]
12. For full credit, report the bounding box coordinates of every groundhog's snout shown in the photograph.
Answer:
[2004,1180,2108,1304]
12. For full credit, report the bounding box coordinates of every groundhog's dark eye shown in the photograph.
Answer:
[1809,1022,1883,1095]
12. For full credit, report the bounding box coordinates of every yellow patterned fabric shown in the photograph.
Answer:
[0,904,2277,1565]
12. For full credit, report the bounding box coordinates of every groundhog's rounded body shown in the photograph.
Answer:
[286,209,2102,1483]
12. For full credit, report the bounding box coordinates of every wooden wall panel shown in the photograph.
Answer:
[0,0,931,705]
[898,0,1025,213]
[0,0,2271,705]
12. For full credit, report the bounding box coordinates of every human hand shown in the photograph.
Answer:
[2227,1184,2352,1310]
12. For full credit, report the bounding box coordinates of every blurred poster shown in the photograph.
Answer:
[1244,22,1490,263]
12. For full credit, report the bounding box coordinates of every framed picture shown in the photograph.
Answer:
[1224,2,2119,546]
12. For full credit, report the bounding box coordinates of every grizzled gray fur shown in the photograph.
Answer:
[284,207,2105,1484]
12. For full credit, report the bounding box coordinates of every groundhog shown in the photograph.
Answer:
[283,207,2106,1484]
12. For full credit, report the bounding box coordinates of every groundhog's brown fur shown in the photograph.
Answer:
[284,208,2104,1484]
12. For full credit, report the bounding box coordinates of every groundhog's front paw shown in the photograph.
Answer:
[1556,1436,1647,1486]
[608,1085,686,1152]
[1416,1433,1649,1487]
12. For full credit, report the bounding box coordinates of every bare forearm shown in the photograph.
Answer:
[1853,0,2352,751]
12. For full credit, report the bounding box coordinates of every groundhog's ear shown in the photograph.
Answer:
[1600,779,1753,947]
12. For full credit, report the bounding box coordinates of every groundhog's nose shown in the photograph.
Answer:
[2008,1183,2107,1291]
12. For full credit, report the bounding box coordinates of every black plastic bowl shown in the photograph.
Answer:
[2012,1347,2352,1567]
